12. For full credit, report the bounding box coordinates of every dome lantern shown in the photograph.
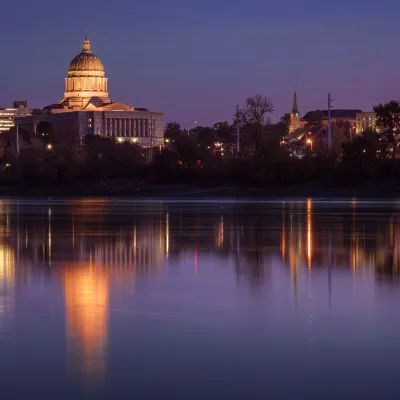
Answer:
[82,36,91,53]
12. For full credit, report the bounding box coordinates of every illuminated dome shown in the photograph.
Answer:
[61,37,110,109]
[69,38,104,72]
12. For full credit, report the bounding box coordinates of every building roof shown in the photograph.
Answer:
[284,125,325,142]
[69,38,104,72]
[302,109,362,120]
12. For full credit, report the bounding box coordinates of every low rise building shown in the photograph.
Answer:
[356,112,377,134]
[0,101,32,133]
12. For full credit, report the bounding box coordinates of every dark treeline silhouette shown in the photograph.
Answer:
[2,96,400,194]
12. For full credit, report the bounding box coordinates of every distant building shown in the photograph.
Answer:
[17,38,163,148]
[356,112,377,134]
[0,102,32,133]
[287,92,360,137]
[302,109,361,130]
[13,101,28,109]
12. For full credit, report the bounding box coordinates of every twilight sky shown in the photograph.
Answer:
[0,0,399,126]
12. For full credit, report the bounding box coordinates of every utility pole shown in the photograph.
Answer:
[16,125,20,157]
[236,104,240,154]
[328,93,333,150]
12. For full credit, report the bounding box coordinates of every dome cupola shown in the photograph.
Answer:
[69,37,105,72]
[62,37,110,109]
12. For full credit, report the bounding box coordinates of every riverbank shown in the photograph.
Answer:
[1,178,400,199]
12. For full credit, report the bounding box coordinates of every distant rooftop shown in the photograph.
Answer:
[303,109,362,120]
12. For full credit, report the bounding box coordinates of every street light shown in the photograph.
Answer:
[46,143,53,151]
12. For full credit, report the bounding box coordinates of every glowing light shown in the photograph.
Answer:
[117,138,124,143]
[307,139,312,144]
[46,143,53,150]
[165,138,170,143]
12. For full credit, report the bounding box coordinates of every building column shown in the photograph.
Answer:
[105,118,110,137]
[129,119,133,137]
[134,119,138,137]
[116,119,120,137]
[123,119,127,137]
[140,119,144,137]
[111,119,116,137]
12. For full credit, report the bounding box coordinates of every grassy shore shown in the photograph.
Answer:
[1,178,400,199]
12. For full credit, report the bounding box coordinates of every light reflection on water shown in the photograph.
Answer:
[0,199,400,398]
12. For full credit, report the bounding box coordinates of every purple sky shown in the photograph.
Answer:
[0,0,399,126]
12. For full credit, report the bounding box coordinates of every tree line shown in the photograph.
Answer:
[0,95,399,192]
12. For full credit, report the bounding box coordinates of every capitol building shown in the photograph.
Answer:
[17,38,163,147]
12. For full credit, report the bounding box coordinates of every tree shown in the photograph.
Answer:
[164,122,183,142]
[213,122,234,144]
[373,100,400,159]
[236,94,274,152]
[340,130,383,180]
[332,119,351,152]
[191,126,215,148]
[279,113,291,135]
[237,94,274,126]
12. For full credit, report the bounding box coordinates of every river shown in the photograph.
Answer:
[0,198,399,399]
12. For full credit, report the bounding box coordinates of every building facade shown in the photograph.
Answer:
[16,38,164,147]
[356,112,377,134]
[0,101,32,133]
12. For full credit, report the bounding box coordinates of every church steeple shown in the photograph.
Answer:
[292,91,299,115]
[289,90,301,133]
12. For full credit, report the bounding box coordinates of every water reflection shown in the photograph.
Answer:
[3,199,400,282]
[1,199,400,391]
[0,244,14,334]
[63,260,108,381]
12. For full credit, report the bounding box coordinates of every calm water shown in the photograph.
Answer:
[1,199,400,399]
